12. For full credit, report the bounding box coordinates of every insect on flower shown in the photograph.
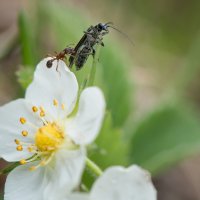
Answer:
[46,46,75,70]
[69,22,134,70]
[46,22,111,71]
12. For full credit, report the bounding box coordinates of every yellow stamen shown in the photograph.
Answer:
[29,166,36,171]
[53,99,58,106]
[27,147,33,152]
[40,111,45,117]
[15,110,73,171]
[14,139,20,145]
[35,123,64,152]
[20,159,26,165]
[39,106,45,112]
[22,130,28,137]
[20,117,26,124]
[32,106,38,112]
[61,103,65,110]
[16,145,23,151]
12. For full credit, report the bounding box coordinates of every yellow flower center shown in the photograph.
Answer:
[16,102,78,170]
[35,123,64,152]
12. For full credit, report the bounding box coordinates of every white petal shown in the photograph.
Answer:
[25,57,78,119]
[4,162,45,200]
[90,165,157,200]
[65,193,90,200]
[0,99,42,162]
[67,87,105,145]
[43,148,86,200]
[5,148,86,200]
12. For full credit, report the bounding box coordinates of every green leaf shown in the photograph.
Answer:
[97,45,133,127]
[89,112,129,168]
[16,66,34,90]
[18,11,36,67]
[129,104,200,175]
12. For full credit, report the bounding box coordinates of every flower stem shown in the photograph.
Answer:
[86,157,103,177]
[87,45,101,87]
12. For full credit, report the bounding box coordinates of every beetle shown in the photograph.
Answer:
[68,22,112,70]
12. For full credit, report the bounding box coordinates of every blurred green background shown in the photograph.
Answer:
[1,0,200,199]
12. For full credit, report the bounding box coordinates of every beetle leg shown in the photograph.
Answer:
[92,48,96,57]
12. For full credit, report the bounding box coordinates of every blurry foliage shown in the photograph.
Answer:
[106,0,200,54]
[89,112,128,169]
[130,103,200,175]
[18,11,37,67]
[100,46,132,126]
[16,66,34,90]
[83,112,129,188]
[174,34,200,96]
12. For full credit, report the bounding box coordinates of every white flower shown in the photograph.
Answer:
[67,165,157,200]
[0,58,105,200]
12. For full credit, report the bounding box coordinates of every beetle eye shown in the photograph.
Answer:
[103,26,108,31]
[97,23,103,29]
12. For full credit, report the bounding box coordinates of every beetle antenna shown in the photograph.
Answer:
[105,22,114,26]
[108,25,135,46]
